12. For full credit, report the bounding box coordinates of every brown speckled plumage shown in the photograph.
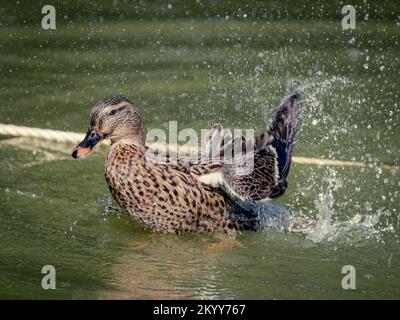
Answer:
[103,142,247,233]
[72,93,301,234]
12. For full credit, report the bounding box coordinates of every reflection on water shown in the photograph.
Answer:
[99,236,226,299]
[97,225,399,299]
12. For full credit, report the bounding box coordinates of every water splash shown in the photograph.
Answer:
[304,169,397,246]
[256,203,315,235]
[306,193,394,245]
[305,192,336,243]
[97,195,122,218]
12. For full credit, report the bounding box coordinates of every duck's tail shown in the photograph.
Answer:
[256,91,301,181]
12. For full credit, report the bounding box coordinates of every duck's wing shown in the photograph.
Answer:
[256,91,300,181]
[198,92,301,202]
[187,122,255,177]
[145,131,224,177]
[146,122,249,176]
[198,146,283,202]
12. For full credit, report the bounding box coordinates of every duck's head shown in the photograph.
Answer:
[72,96,144,158]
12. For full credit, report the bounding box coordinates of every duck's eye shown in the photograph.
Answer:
[109,105,127,116]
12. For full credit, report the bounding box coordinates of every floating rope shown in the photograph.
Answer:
[0,123,398,172]
[0,123,84,144]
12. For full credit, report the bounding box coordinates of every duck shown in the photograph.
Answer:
[71,92,301,234]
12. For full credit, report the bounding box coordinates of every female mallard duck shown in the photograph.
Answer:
[72,93,300,234]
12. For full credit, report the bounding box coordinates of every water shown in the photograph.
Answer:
[1,11,400,298]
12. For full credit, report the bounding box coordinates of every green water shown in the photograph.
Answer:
[1,11,400,298]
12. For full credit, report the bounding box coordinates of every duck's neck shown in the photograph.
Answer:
[107,137,146,157]
[109,129,145,146]
[111,136,144,147]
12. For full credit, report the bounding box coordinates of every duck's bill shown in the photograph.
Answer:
[71,128,103,158]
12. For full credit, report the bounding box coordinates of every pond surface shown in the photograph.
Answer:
[0,19,399,299]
